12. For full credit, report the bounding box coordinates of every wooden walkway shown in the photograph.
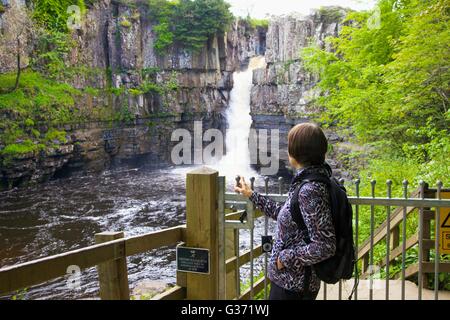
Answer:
[317,280,450,300]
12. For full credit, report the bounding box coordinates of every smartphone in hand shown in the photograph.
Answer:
[235,175,242,188]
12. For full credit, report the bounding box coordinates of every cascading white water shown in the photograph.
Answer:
[213,56,266,181]
[171,56,267,182]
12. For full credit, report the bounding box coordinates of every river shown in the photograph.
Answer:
[0,164,287,300]
[0,56,286,300]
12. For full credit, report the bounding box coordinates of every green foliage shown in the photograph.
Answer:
[44,129,67,144]
[147,0,182,53]
[32,29,75,80]
[120,17,132,28]
[108,87,126,96]
[32,0,87,33]
[0,71,80,121]
[24,118,35,127]
[173,0,233,51]
[240,270,268,300]
[142,67,161,77]
[1,140,40,157]
[83,86,100,96]
[0,71,108,165]
[11,288,28,300]
[0,4,5,14]
[147,0,233,53]
[31,129,41,139]
[116,105,135,123]
[153,22,174,52]
[426,253,450,290]
[165,71,180,91]
[128,88,144,96]
[317,6,347,23]
[301,0,449,185]
[140,82,164,94]
[243,15,269,29]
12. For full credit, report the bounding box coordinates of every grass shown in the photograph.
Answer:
[44,128,67,144]
[0,68,182,165]
[0,70,81,122]
[1,140,43,157]
[0,71,81,163]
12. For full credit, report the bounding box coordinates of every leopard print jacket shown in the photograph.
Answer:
[249,164,336,294]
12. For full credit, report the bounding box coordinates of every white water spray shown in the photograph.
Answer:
[213,56,266,181]
[171,56,267,182]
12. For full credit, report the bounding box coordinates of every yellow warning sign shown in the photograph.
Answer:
[440,192,450,254]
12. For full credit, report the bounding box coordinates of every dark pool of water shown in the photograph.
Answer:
[0,165,284,300]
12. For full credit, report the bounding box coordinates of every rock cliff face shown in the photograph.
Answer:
[0,1,267,189]
[0,2,352,188]
[250,9,349,177]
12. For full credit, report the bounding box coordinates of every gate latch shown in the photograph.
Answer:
[262,236,273,253]
[239,210,247,223]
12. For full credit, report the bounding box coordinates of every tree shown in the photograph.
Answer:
[173,0,233,51]
[301,0,449,181]
[0,1,35,92]
[147,0,234,53]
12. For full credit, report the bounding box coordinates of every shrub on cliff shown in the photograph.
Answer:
[244,16,269,30]
[32,0,87,33]
[147,0,233,53]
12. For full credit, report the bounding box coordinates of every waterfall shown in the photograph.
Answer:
[213,56,266,181]
[171,56,267,183]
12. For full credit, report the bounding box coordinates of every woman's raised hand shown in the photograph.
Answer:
[234,176,253,198]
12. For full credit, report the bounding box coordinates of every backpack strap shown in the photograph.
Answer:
[290,173,331,293]
[291,174,331,237]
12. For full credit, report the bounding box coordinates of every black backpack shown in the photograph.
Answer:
[290,173,356,294]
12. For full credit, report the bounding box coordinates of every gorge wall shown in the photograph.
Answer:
[0,0,266,189]
[0,1,353,190]
[250,8,351,178]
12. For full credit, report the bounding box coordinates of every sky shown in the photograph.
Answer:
[227,0,377,18]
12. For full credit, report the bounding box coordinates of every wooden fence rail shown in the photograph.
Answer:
[0,225,186,297]
[3,168,448,301]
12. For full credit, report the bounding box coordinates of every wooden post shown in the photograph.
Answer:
[177,270,187,288]
[95,232,130,300]
[390,226,400,250]
[362,254,370,274]
[186,167,219,299]
[226,228,237,299]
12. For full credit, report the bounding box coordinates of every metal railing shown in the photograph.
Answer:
[223,177,450,300]
[1,169,448,301]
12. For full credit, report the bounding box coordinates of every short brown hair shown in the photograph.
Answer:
[288,123,328,166]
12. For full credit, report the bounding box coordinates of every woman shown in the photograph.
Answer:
[234,122,336,300]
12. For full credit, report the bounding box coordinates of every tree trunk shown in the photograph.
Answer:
[13,37,21,92]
